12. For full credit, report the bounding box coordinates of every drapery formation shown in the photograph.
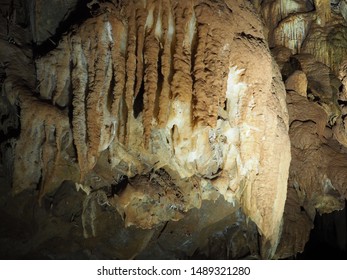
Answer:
[2,0,291,258]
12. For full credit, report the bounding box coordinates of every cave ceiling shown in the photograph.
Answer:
[0,0,347,259]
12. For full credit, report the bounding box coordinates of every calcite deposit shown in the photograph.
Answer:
[35,0,290,257]
[257,0,347,258]
[1,0,347,259]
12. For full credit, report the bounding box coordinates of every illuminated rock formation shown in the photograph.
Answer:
[2,0,347,260]
[0,0,291,258]
[33,0,290,257]
[259,0,347,75]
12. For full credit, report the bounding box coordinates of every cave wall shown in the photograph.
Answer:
[254,0,347,258]
[1,0,347,259]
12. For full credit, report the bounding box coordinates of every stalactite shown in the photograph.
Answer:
[273,13,313,53]
[13,93,75,199]
[8,0,292,258]
[110,7,132,149]
[143,2,160,145]
[157,0,174,126]
[134,3,147,101]
[171,1,194,104]
[109,16,127,149]
[36,39,72,107]
[260,0,313,47]
[301,22,347,75]
[85,17,110,170]
[70,35,89,182]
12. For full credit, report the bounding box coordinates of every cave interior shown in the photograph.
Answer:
[1,0,347,260]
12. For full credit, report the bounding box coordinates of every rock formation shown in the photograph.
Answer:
[258,0,347,258]
[1,0,347,259]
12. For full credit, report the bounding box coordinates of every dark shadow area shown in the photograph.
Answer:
[32,0,91,58]
[298,200,347,259]
[133,80,144,118]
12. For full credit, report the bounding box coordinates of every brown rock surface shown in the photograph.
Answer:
[285,70,307,97]
[2,0,347,260]
[256,0,347,258]
[259,0,347,74]
[274,63,347,258]
[0,0,291,259]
